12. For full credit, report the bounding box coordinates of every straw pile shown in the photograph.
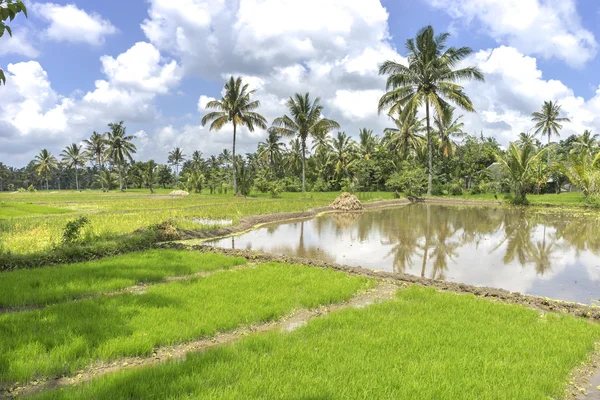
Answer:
[169,190,189,196]
[330,192,363,211]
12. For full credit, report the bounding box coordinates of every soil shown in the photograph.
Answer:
[2,282,398,399]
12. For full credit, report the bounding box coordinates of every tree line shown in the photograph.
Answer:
[0,25,596,204]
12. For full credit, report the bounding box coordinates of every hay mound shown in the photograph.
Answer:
[331,192,363,211]
[169,190,189,196]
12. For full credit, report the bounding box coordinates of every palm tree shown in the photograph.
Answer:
[168,147,185,177]
[497,142,547,204]
[142,160,158,193]
[383,107,424,159]
[258,130,285,174]
[515,131,537,148]
[60,143,85,191]
[83,131,107,191]
[378,25,484,195]
[106,121,137,191]
[269,93,340,193]
[191,150,204,171]
[435,106,465,158]
[331,131,356,179]
[33,149,58,190]
[358,128,377,159]
[201,76,267,195]
[571,130,598,157]
[531,100,571,164]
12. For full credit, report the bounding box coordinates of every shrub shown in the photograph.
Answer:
[311,178,330,192]
[27,185,36,192]
[386,166,427,197]
[62,217,91,244]
[17,187,26,193]
[8,184,14,191]
[449,184,463,196]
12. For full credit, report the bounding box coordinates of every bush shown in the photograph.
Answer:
[27,185,36,192]
[8,184,14,191]
[386,165,427,197]
[62,216,90,244]
[449,184,463,196]
[311,178,330,192]
[280,177,302,192]
[17,187,26,193]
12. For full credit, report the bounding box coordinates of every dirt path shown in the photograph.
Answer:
[0,263,255,315]
[2,282,399,398]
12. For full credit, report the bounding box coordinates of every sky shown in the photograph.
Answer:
[2,0,600,167]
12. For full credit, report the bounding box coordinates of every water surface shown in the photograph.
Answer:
[207,204,600,304]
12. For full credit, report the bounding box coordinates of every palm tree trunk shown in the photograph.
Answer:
[301,139,306,194]
[421,204,431,277]
[98,156,104,191]
[118,165,123,192]
[232,122,238,196]
[426,99,433,196]
[547,135,551,165]
[75,166,79,191]
[46,173,49,191]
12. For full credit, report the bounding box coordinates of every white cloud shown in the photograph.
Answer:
[33,2,117,46]
[426,0,597,67]
[197,95,215,112]
[0,28,39,58]
[0,42,182,165]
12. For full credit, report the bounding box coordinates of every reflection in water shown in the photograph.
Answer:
[208,204,600,304]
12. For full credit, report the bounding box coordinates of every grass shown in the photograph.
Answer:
[0,202,72,218]
[0,249,246,308]
[35,286,600,400]
[0,262,373,384]
[434,191,587,206]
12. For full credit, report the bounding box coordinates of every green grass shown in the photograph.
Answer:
[0,202,72,218]
[434,191,587,206]
[35,286,600,400]
[0,262,372,384]
[0,249,246,308]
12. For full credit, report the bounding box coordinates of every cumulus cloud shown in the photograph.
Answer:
[0,28,39,58]
[425,0,597,67]
[0,42,182,165]
[33,2,117,46]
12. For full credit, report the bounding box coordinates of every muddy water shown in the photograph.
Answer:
[207,204,600,304]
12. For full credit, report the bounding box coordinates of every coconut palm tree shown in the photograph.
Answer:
[531,100,571,164]
[33,149,58,190]
[331,131,356,179]
[168,147,185,177]
[435,106,465,158]
[258,130,285,174]
[106,121,137,191]
[83,131,107,191]
[497,142,548,204]
[201,76,267,195]
[378,25,484,195]
[383,107,424,159]
[190,150,204,171]
[515,131,537,148]
[142,160,158,193]
[571,129,598,157]
[269,93,340,193]
[358,128,377,160]
[60,143,85,191]
[311,127,333,154]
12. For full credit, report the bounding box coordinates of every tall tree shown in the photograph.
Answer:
[531,100,571,164]
[358,128,377,160]
[0,0,27,85]
[571,129,598,157]
[83,131,107,191]
[383,107,424,159]
[106,121,137,191]
[497,142,547,204]
[435,106,465,159]
[378,25,484,195]
[61,143,85,191]
[33,149,58,190]
[168,147,185,177]
[331,131,356,179]
[258,130,285,174]
[269,93,340,193]
[201,76,267,195]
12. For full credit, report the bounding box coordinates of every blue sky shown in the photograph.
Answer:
[2,0,600,167]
